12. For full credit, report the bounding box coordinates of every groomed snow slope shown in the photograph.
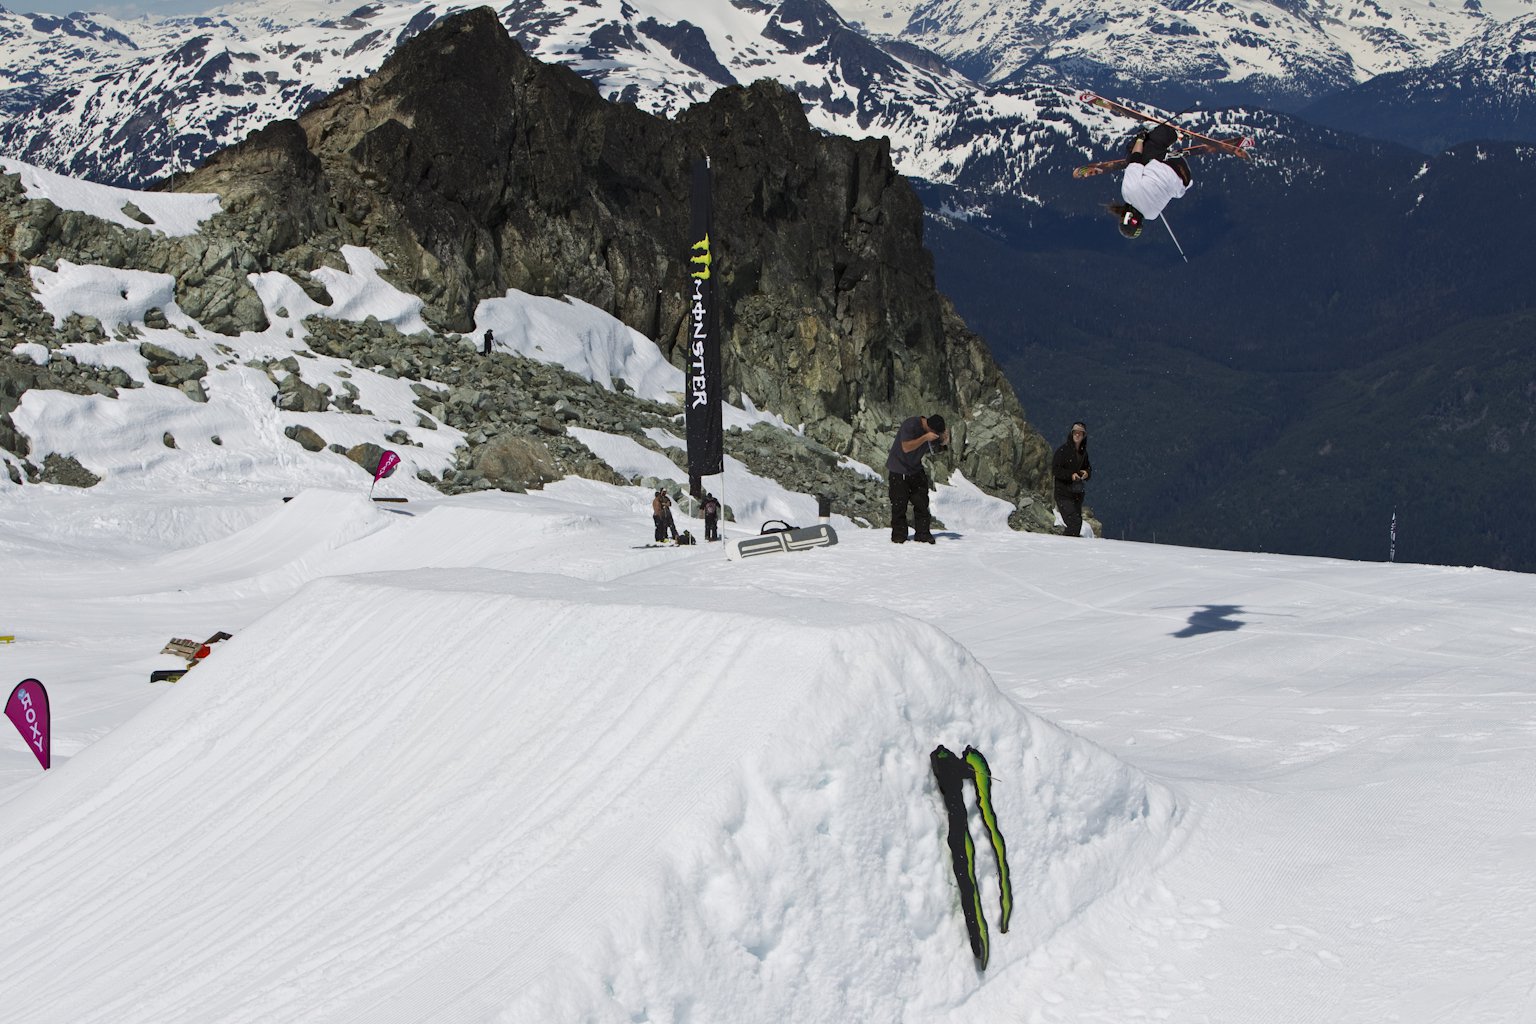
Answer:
[2,483,1535,1022]
[0,494,1174,1024]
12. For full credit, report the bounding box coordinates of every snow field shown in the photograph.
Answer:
[0,513,1175,1024]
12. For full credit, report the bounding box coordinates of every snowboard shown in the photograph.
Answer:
[725,523,838,560]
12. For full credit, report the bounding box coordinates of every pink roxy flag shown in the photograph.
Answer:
[373,450,400,483]
[5,679,49,770]
[370,450,400,496]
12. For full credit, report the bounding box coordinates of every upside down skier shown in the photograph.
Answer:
[1110,123,1191,239]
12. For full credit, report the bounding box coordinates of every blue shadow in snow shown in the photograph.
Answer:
[1172,604,1246,638]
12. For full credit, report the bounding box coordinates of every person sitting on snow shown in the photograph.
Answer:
[1110,124,1191,239]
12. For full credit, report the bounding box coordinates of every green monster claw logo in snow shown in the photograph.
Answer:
[963,746,1013,933]
[930,744,1013,969]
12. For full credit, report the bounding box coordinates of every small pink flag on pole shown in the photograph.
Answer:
[370,450,400,496]
[5,679,50,770]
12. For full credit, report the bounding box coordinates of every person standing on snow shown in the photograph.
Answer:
[1110,124,1191,239]
[1052,421,1092,537]
[886,413,948,544]
[652,488,679,543]
[700,492,721,542]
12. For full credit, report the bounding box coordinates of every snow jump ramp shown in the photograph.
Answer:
[0,568,1176,1024]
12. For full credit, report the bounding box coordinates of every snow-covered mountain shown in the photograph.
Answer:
[0,4,141,115]
[1304,12,1536,149]
[4,0,1535,573]
[848,0,1536,107]
[3,0,1532,191]
[0,0,1127,200]
[0,0,458,186]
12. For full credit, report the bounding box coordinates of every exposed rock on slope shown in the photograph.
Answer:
[173,7,1052,513]
[3,7,1059,527]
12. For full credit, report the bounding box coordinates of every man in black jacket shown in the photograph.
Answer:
[1052,422,1092,537]
[886,413,948,543]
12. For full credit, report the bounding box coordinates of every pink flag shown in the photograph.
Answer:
[5,679,49,770]
[373,450,400,482]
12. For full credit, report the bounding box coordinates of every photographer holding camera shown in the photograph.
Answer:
[886,413,949,544]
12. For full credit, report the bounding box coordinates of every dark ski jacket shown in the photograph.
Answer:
[1052,439,1091,489]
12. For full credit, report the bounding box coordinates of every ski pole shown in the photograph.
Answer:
[1162,104,1197,129]
[1161,214,1189,263]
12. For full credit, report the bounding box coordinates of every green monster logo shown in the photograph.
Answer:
[689,234,712,280]
[930,744,1013,969]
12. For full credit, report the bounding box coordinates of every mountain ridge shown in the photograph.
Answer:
[4,0,1535,196]
[1303,13,1536,150]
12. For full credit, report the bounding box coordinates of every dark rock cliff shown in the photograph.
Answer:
[170,7,1054,517]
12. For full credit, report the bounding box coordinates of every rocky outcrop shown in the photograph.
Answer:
[289,316,895,514]
[167,7,1056,521]
[0,159,268,336]
[1,8,1062,528]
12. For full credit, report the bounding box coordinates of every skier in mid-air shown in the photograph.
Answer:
[1109,123,1191,240]
[1074,92,1250,254]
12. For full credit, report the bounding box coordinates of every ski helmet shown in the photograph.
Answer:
[1117,204,1144,239]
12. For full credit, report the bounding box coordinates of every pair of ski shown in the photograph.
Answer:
[931,744,1013,970]
[1074,91,1252,178]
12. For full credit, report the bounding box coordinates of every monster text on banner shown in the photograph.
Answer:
[684,157,724,480]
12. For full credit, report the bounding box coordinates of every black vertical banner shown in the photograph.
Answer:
[685,157,725,481]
